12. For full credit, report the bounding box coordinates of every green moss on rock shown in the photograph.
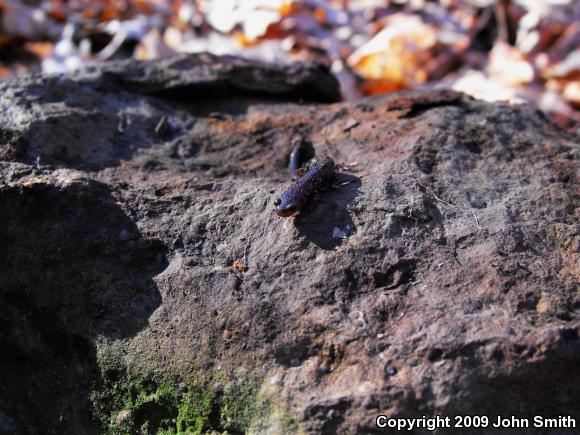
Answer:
[91,342,272,434]
[90,339,304,434]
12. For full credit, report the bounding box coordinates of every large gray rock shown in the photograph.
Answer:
[0,54,578,434]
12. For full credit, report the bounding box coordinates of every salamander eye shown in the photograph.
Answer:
[274,198,281,206]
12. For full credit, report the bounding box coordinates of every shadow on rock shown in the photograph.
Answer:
[0,179,168,434]
[294,173,361,250]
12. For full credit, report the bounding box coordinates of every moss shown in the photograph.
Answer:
[247,398,303,435]
[220,381,260,432]
[91,339,305,434]
[91,342,274,434]
[92,372,219,434]
[271,407,304,434]
[175,386,215,434]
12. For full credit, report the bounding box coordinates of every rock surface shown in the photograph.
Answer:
[0,54,578,434]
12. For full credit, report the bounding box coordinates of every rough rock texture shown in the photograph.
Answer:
[0,54,578,435]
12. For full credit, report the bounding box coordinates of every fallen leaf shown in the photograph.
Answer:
[232,260,248,271]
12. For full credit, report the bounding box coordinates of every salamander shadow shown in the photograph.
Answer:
[294,173,361,250]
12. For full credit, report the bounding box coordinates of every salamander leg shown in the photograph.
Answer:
[292,168,307,181]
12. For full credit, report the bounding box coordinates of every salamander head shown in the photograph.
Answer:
[274,196,299,217]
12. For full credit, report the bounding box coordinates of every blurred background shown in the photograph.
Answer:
[0,0,578,130]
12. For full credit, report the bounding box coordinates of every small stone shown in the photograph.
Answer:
[115,409,133,427]
[222,329,231,340]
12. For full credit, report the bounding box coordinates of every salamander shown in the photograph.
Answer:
[274,156,335,217]
[288,140,315,173]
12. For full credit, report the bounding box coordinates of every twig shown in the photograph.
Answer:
[413,179,483,230]
[471,211,482,229]
[331,172,367,189]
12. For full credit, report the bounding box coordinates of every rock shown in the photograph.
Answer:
[79,52,341,103]
[115,409,133,428]
[0,54,578,434]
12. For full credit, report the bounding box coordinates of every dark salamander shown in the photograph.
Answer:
[289,140,315,173]
[274,156,335,217]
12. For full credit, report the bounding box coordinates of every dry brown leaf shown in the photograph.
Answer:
[232,260,248,271]
[563,81,580,107]
[348,14,463,93]
[487,41,535,85]
[0,0,577,129]
[544,51,580,80]
[24,41,54,59]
